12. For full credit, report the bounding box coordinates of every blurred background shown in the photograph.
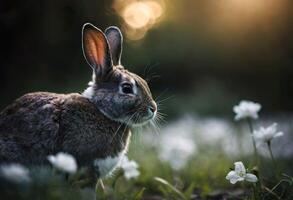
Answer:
[1,1,293,198]
[1,0,293,118]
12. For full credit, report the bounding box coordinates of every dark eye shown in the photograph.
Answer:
[121,83,133,94]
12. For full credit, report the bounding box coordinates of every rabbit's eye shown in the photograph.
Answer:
[121,83,133,94]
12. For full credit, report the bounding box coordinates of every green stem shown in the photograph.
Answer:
[267,141,276,167]
[252,184,260,200]
[267,141,280,178]
[247,119,258,165]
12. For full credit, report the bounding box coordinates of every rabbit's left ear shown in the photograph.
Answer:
[82,23,113,79]
[105,26,123,66]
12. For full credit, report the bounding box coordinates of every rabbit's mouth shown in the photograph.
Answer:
[99,100,157,126]
[127,105,157,127]
[132,115,154,126]
[130,115,154,127]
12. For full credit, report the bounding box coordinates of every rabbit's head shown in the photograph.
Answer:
[82,23,157,126]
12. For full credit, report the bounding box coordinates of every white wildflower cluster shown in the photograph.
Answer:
[226,161,257,184]
[119,155,140,180]
[0,152,78,184]
[197,118,233,144]
[0,151,141,187]
[226,100,285,185]
[146,116,197,170]
[0,164,30,183]
[159,133,196,170]
[47,152,77,174]
[233,100,284,147]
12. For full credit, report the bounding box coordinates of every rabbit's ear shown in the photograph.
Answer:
[82,23,113,79]
[105,26,123,66]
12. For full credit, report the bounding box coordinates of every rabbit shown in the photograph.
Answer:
[0,23,157,180]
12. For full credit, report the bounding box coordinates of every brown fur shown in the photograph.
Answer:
[0,92,130,172]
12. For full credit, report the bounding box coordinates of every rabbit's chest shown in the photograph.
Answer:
[92,129,131,178]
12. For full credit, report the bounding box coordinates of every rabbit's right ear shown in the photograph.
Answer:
[105,26,123,66]
[82,23,113,80]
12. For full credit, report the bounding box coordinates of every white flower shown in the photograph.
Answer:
[233,100,261,121]
[119,155,140,180]
[159,134,196,170]
[253,123,283,145]
[226,161,258,184]
[0,164,30,183]
[47,152,77,174]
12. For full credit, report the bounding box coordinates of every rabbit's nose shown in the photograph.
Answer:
[148,101,157,114]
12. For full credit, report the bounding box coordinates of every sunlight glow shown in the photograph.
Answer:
[113,0,165,40]
[122,2,152,29]
[208,0,287,39]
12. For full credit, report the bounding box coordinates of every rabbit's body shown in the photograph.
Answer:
[0,23,157,179]
[0,92,130,177]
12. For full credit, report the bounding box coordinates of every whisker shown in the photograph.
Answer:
[132,125,144,151]
[150,120,160,137]
[154,88,170,102]
[155,117,166,125]
[156,111,167,118]
[110,112,136,144]
[158,113,166,118]
[144,62,159,80]
[118,113,137,146]
[156,95,175,104]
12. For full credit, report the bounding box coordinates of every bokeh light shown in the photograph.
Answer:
[122,2,151,29]
[113,0,165,40]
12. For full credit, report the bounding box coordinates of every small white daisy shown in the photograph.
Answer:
[233,100,261,121]
[47,152,77,174]
[226,161,258,184]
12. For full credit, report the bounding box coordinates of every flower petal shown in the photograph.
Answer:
[274,132,283,138]
[226,171,236,180]
[268,123,277,133]
[245,173,258,183]
[226,171,243,184]
[234,161,246,174]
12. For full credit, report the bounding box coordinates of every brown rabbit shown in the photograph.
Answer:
[0,23,157,179]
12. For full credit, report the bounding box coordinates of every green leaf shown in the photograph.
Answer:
[184,182,195,199]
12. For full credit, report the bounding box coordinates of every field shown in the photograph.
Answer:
[1,105,292,200]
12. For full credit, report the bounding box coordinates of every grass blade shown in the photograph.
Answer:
[154,177,187,200]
